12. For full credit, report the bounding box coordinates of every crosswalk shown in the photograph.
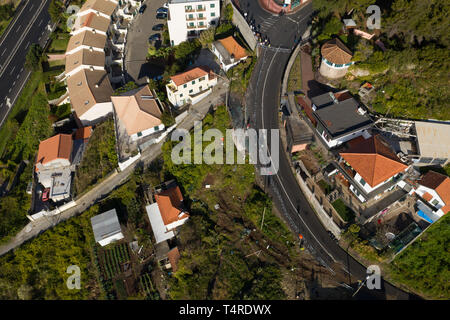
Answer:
[258,15,279,33]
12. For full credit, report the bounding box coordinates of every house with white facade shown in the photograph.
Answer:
[67,68,114,126]
[71,12,112,36]
[319,38,354,79]
[414,171,450,222]
[91,208,124,246]
[65,49,106,78]
[166,66,217,107]
[111,85,165,141]
[311,90,373,149]
[167,0,220,46]
[211,36,248,71]
[338,135,409,203]
[145,182,189,244]
[35,134,74,202]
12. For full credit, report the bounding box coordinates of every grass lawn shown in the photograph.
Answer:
[48,59,65,68]
[332,199,354,222]
[287,53,302,92]
[73,118,118,197]
[48,37,69,53]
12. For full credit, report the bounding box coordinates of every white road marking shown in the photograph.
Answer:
[9,66,15,75]
[16,24,21,33]
[38,19,43,27]
[1,48,6,56]
[8,88,11,93]
[29,3,34,11]
[260,48,337,263]
[16,74,20,79]
[12,81,15,87]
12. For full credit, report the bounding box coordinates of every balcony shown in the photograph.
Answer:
[197,23,207,29]
[187,24,196,29]
[196,7,205,12]
[185,7,195,12]
[167,83,177,93]
[186,16,195,21]
[197,16,206,20]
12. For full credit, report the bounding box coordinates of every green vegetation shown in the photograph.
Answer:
[390,214,450,299]
[287,53,302,92]
[331,199,354,222]
[113,81,138,96]
[73,118,118,197]
[139,273,160,300]
[228,56,255,95]
[317,179,332,195]
[163,106,297,299]
[313,0,450,120]
[0,206,100,299]
[342,224,383,263]
[48,0,65,24]
[25,44,44,71]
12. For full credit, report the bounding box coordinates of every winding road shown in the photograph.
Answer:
[240,0,419,299]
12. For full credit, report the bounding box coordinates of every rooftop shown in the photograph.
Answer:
[79,0,118,17]
[213,36,248,65]
[36,134,73,171]
[65,48,105,74]
[91,209,123,243]
[321,38,353,64]
[111,86,163,136]
[419,171,450,214]
[66,30,107,53]
[67,69,113,117]
[340,135,408,187]
[414,121,450,161]
[155,185,189,225]
[76,12,111,33]
[170,65,214,87]
[312,91,373,139]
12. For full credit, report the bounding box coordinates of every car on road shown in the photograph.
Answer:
[156,7,168,14]
[156,12,167,19]
[149,33,161,42]
[42,188,50,202]
[152,24,164,31]
[138,4,146,14]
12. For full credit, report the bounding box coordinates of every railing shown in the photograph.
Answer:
[196,7,205,12]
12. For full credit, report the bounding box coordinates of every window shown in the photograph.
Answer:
[198,13,203,18]
[210,3,215,8]
[183,84,187,88]
[199,21,204,26]
[335,63,343,67]
[179,93,183,98]
[154,126,160,131]
[189,89,193,93]
[188,14,193,19]
[191,80,195,85]
[189,22,194,27]
[211,20,215,25]
[431,199,439,206]
[359,177,366,186]
[197,5,202,10]
[137,131,142,137]
[211,12,215,17]
[199,77,205,82]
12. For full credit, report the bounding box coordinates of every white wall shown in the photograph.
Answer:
[166,74,217,107]
[317,128,370,148]
[211,43,247,71]
[66,64,105,78]
[66,45,104,56]
[130,124,165,141]
[416,185,445,210]
[165,215,189,231]
[78,102,113,126]
[98,232,124,246]
[167,0,220,46]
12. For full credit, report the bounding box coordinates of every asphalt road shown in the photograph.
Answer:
[241,0,419,299]
[0,0,52,130]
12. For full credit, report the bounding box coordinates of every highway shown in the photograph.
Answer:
[0,0,52,129]
[239,0,419,299]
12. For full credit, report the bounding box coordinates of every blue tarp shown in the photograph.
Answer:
[417,210,434,224]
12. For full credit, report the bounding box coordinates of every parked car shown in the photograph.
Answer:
[163,2,169,9]
[149,33,161,42]
[138,4,146,14]
[152,24,164,31]
[156,12,167,19]
[156,7,168,14]
[42,188,50,202]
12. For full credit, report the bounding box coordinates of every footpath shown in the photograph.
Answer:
[0,81,229,256]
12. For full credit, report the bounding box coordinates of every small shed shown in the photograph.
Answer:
[91,209,124,246]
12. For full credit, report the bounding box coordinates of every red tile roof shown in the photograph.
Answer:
[167,247,180,273]
[155,186,189,225]
[419,171,450,212]
[340,135,407,187]
[74,126,93,140]
[218,36,248,60]
[321,38,353,64]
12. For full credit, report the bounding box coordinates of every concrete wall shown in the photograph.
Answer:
[319,62,349,79]
[226,0,257,51]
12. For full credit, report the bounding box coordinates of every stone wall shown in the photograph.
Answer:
[227,0,257,51]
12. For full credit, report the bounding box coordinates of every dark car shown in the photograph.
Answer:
[149,33,161,42]
[156,12,167,19]
[152,24,164,31]
[156,7,168,14]
[138,4,146,14]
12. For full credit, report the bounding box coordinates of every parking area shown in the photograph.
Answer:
[124,0,168,85]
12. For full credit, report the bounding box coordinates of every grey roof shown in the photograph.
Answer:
[311,92,336,108]
[91,209,123,243]
[287,118,313,145]
[313,94,373,138]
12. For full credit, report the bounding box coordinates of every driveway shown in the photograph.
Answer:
[124,0,167,85]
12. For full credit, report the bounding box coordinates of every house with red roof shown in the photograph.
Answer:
[415,171,450,221]
[165,66,217,107]
[338,135,409,203]
[211,36,248,72]
[145,181,189,244]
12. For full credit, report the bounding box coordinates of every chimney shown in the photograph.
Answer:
[230,53,235,63]
[90,66,94,71]
[95,84,99,88]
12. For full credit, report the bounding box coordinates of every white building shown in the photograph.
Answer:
[91,208,125,246]
[211,36,248,72]
[167,0,220,46]
[415,171,450,219]
[166,66,217,107]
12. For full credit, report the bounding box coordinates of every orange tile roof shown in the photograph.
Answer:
[422,192,433,202]
[36,134,73,171]
[170,66,212,87]
[80,0,117,17]
[321,38,353,64]
[218,36,248,60]
[340,135,408,187]
[79,12,111,33]
[74,126,93,140]
[66,30,107,53]
[111,86,162,136]
[155,186,189,225]
[167,247,180,273]
[419,171,450,209]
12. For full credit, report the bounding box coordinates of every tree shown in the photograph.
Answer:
[222,3,233,22]
[25,44,43,71]
[199,27,216,47]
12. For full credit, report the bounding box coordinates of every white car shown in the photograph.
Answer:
[163,2,168,9]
